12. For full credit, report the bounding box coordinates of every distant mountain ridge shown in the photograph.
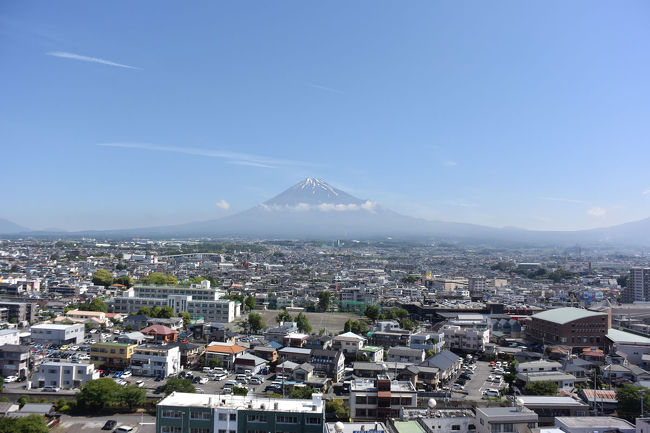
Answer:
[2,178,650,247]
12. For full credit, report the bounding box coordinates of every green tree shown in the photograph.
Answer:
[617,385,650,421]
[233,386,249,396]
[400,318,414,331]
[113,275,134,288]
[121,385,146,411]
[189,276,217,286]
[115,262,128,271]
[325,398,349,421]
[141,272,177,285]
[524,382,558,396]
[178,312,191,326]
[163,378,196,395]
[75,378,122,410]
[86,298,108,313]
[317,291,331,312]
[150,306,161,318]
[276,310,293,323]
[295,312,312,334]
[617,274,629,288]
[244,296,256,312]
[0,414,49,433]
[157,306,175,319]
[364,305,379,322]
[92,269,113,287]
[248,313,264,332]
[137,307,151,316]
[209,358,223,369]
[425,349,435,358]
[395,308,409,319]
[289,385,315,399]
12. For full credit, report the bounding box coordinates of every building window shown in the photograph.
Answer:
[356,409,366,417]
[191,411,211,420]
[355,396,367,404]
[276,415,297,424]
[161,427,182,433]
[247,414,267,423]
[306,417,322,425]
[452,426,460,431]
[218,413,227,421]
[230,414,236,421]
[161,410,183,418]
[191,429,210,433]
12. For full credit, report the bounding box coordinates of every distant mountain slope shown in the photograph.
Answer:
[15,178,650,247]
[0,218,29,234]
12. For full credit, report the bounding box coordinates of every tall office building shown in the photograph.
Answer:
[623,267,650,303]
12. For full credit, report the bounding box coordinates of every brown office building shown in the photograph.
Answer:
[526,307,610,348]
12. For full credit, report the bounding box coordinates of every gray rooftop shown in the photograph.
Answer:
[532,307,605,324]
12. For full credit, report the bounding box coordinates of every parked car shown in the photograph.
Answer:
[483,388,500,398]
[135,380,144,388]
[122,371,132,378]
[249,376,263,385]
[155,375,164,381]
[102,420,117,430]
[199,377,209,384]
[113,371,123,378]
[4,375,19,383]
[452,383,464,391]
[114,426,134,433]
[42,386,60,392]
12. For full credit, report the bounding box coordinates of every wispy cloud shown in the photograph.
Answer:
[309,83,344,95]
[541,197,589,205]
[643,188,650,196]
[215,200,230,210]
[443,160,458,167]
[47,51,141,70]
[587,207,607,217]
[97,142,314,169]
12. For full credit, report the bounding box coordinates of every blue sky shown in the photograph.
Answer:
[2,1,650,231]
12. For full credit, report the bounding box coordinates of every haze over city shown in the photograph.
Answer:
[3,1,650,232]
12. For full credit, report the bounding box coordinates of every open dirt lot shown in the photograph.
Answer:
[255,310,362,334]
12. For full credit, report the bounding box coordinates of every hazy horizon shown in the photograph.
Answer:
[2,2,650,232]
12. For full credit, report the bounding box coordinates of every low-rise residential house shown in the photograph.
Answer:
[33,361,99,389]
[475,406,538,433]
[353,361,388,378]
[266,322,298,345]
[399,365,440,390]
[90,342,137,370]
[252,346,277,363]
[178,341,204,369]
[420,349,462,382]
[31,323,84,345]
[204,343,246,370]
[304,335,332,350]
[62,309,109,325]
[141,325,178,342]
[602,363,650,384]
[349,375,417,421]
[387,346,425,364]
[410,332,445,353]
[332,332,365,357]
[278,347,312,364]
[519,396,589,426]
[283,332,310,348]
[579,389,618,413]
[554,416,634,433]
[117,331,147,345]
[234,353,267,374]
[311,349,344,382]
[516,371,576,391]
[370,330,411,348]
[293,362,315,382]
[0,344,30,377]
[515,360,562,373]
[130,344,181,377]
[358,346,383,363]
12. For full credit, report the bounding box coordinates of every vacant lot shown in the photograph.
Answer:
[255,310,362,334]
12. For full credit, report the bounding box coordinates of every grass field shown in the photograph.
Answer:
[255,310,362,334]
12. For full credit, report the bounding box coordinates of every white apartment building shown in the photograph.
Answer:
[441,325,490,352]
[31,323,85,345]
[0,329,19,346]
[129,344,180,377]
[475,406,538,433]
[114,281,239,323]
[33,361,99,389]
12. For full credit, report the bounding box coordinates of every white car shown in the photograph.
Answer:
[199,377,209,384]
[136,380,144,388]
[483,388,500,398]
[122,371,132,378]
[4,375,19,383]
[452,383,464,391]
[114,426,134,433]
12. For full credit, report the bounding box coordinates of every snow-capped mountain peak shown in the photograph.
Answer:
[264,177,364,206]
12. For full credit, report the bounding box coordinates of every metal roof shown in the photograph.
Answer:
[531,307,605,324]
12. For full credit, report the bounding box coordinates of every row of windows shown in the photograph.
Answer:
[217,413,237,421]
[190,411,211,420]
[247,414,267,423]
[276,416,297,424]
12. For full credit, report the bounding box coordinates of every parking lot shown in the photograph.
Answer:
[52,414,155,433]
[451,360,507,400]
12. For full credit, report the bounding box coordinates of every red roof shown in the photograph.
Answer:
[141,325,177,335]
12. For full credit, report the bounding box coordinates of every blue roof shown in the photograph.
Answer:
[268,341,283,349]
